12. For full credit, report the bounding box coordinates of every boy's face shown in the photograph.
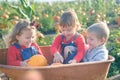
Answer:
[60,26,76,38]
[87,32,105,50]
[16,29,36,47]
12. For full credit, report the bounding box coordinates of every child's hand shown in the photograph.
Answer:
[64,47,72,59]
[68,59,77,64]
[53,52,64,63]
[20,59,29,66]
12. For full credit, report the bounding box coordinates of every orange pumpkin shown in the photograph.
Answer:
[13,16,19,20]
[53,15,60,21]
[12,20,18,25]
[37,32,44,38]
[53,23,61,32]
[116,38,120,43]
[44,14,48,18]
[2,14,9,19]
[0,7,3,10]
[115,17,120,26]
[0,24,6,29]
[27,55,48,66]
[51,63,63,66]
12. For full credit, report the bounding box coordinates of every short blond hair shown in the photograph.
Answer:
[59,9,80,29]
[87,22,110,42]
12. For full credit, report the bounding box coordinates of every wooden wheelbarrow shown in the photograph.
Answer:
[0,46,115,80]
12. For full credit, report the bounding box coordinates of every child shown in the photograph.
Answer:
[50,9,86,64]
[19,70,44,80]
[83,22,110,62]
[7,20,43,66]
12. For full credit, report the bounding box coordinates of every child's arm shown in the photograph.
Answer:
[74,35,86,62]
[53,52,64,63]
[50,35,62,55]
[20,60,29,66]
[7,46,22,66]
[50,35,64,63]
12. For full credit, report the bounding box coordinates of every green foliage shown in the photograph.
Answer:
[38,14,54,33]
[1,0,118,34]
[9,0,35,21]
[0,0,13,42]
[107,28,120,77]
[37,35,55,46]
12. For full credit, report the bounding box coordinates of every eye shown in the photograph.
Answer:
[32,36,35,39]
[90,38,94,41]
[26,37,30,39]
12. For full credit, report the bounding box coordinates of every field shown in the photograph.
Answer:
[0,0,120,78]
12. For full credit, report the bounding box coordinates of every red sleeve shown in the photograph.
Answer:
[74,34,86,62]
[7,45,22,66]
[50,35,62,55]
[32,42,43,55]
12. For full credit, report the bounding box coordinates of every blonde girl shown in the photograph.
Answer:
[7,20,43,66]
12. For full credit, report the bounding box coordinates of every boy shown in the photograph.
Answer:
[83,22,110,62]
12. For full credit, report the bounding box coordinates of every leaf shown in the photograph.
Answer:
[20,0,27,8]
[18,7,29,20]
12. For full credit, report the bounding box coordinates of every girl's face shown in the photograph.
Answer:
[60,26,77,38]
[16,29,36,47]
[87,32,104,50]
